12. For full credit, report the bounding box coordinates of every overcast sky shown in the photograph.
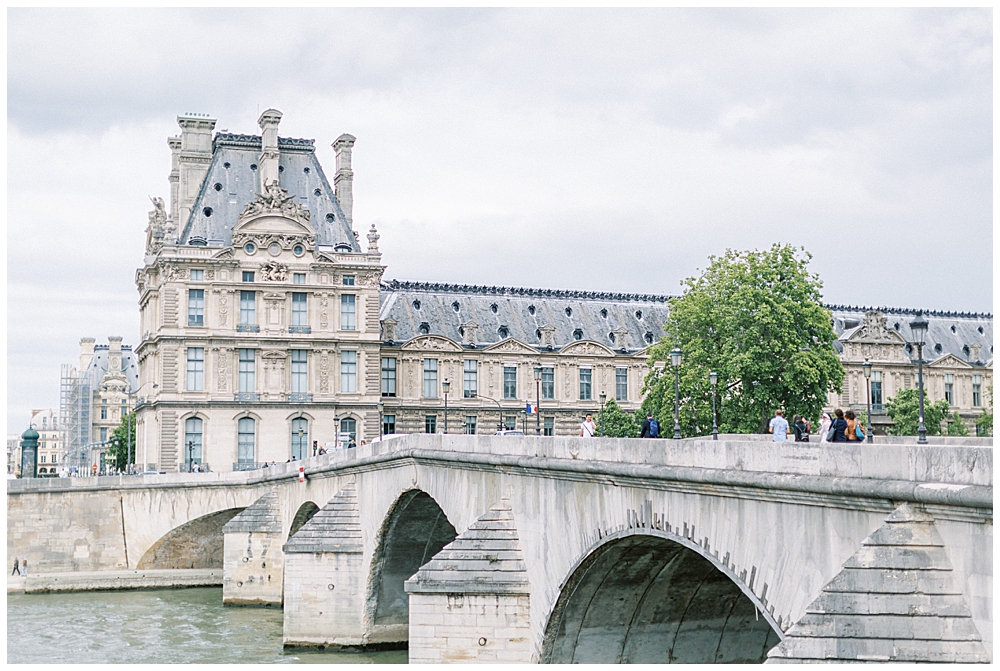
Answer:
[6,8,993,434]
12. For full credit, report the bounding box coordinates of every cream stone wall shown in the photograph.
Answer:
[408,594,532,664]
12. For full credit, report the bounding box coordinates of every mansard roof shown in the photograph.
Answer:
[85,345,139,391]
[379,280,671,354]
[176,133,360,252]
[379,280,994,365]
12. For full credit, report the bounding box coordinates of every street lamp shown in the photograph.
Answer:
[187,440,194,473]
[533,366,542,436]
[334,414,341,450]
[670,347,683,439]
[442,379,450,434]
[474,393,504,432]
[377,401,384,440]
[909,311,929,444]
[709,371,719,441]
[298,426,306,459]
[861,358,874,444]
[599,391,607,437]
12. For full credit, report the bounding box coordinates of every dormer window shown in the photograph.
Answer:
[334,242,352,252]
[573,329,583,340]
[600,309,608,319]
[419,322,430,335]
[498,326,509,339]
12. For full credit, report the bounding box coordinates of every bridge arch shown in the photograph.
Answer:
[136,507,246,569]
[541,529,782,664]
[366,489,458,639]
[287,501,320,540]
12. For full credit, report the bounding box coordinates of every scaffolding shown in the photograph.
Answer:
[59,363,94,472]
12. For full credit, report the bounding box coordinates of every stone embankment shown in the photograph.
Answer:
[7,568,221,594]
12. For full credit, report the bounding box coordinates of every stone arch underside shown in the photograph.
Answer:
[137,507,245,569]
[542,535,781,664]
[288,501,320,540]
[367,490,458,631]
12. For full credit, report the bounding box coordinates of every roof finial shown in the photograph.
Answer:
[367,223,380,254]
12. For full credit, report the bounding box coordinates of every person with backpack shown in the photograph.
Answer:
[845,410,866,442]
[793,415,810,442]
[828,408,849,442]
[640,414,660,438]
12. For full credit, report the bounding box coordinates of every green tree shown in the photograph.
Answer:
[106,411,137,472]
[643,244,844,436]
[599,398,639,437]
[947,411,970,436]
[975,387,993,437]
[884,389,950,436]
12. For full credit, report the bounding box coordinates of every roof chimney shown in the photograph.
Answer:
[175,113,217,232]
[166,136,181,230]
[80,338,96,372]
[109,336,123,373]
[333,133,356,227]
[257,108,282,191]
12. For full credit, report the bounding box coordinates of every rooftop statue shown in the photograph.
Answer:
[145,196,167,253]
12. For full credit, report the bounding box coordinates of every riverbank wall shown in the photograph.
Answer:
[7,568,222,594]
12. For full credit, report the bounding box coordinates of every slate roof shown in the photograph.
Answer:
[767,503,989,663]
[283,483,362,554]
[85,345,139,391]
[379,280,994,365]
[222,491,282,534]
[405,498,530,595]
[176,134,359,252]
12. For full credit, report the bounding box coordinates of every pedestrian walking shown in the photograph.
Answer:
[12,558,20,576]
[640,414,660,438]
[768,410,790,442]
[819,412,832,443]
[845,410,866,442]
[580,414,597,437]
[793,415,811,442]
[829,408,849,442]
[21,558,28,577]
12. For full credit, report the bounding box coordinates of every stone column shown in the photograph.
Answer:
[222,491,284,606]
[282,483,365,647]
[405,498,532,664]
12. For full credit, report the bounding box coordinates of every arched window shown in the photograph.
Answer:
[340,417,357,445]
[237,417,255,465]
[291,417,309,460]
[184,417,203,466]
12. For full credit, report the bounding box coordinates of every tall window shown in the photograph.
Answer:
[291,350,308,393]
[341,351,357,393]
[423,358,438,398]
[101,405,108,420]
[579,368,592,400]
[237,417,255,464]
[185,417,203,464]
[871,371,883,408]
[425,416,437,434]
[238,349,255,393]
[341,294,356,330]
[543,417,554,436]
[973,374,982,407]
[382,357,397,397]
[340,417,357,443]
[542,367,554,400]
[464,360,478,398]
[291,293,307,326]
[240,291,256,325]
[616,367,628,401]
[945,374,954,405]
[187,348,204,391]
[291,417,308,460]
[383,415,396,435]
[464,416,477,435]
[188,289,204,326]
[100,427,107,442]
[503,366,517,399]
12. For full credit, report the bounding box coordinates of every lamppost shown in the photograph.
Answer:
[599,392,607,437]
[670,347,683,439]
[709,371,719,441]
[861,358,874,444]
[533,366,542,436]
[377,401,384,440]
[474,393,504,432]
[909,311,929,444]
[298,426,306,459]
[187,440,194,473]
[334,415,341,450]
[442,379,450,434]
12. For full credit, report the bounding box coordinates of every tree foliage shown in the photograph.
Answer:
[947,411,970,436]
[642,244,844,436]
[599,398,639,437]
[975,386,993,437]
[106,412,137,471]
[884,389,950,436]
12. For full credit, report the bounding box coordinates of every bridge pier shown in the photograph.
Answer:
[222,492,284,606]
[282,484,367,647]
[405,499,532,664]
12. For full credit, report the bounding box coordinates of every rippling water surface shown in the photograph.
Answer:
[7,587,407,664]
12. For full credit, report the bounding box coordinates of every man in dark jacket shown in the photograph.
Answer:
[640,414,660,438]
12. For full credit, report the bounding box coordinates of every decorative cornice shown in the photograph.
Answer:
[212,133,316,153]
[827,304,992,320]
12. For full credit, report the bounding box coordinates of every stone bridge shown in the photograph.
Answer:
[7,435,992,663]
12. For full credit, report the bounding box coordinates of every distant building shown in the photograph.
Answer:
[7,435,20,475]
[28,409,61,476]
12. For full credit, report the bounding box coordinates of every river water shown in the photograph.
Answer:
[7,587,407,664]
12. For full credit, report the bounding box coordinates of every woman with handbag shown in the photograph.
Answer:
[828,408,849,442]
[845,410,866,442]
[819,412,832,443]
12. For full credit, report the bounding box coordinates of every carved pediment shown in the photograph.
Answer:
[483,338,538,355]
[212,248,235,260]
[237,180,312,230]
[928,353,974,369]
[846,311,907,344]
[262,350,288,360]
[560,340,615,357]
[401,335,464,352]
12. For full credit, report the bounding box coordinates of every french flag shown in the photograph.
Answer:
[525,403,538,415]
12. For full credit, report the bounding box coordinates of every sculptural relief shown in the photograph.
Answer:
[319,352,330,393]
[145,196,168,253]
[216,348,229,392]
[260,261,288,282]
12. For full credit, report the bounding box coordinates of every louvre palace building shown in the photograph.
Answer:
[132,109,993,472]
